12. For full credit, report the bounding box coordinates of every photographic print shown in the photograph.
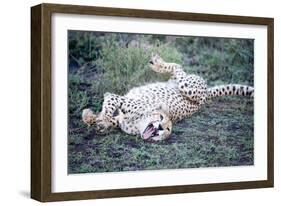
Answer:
[31,4,273,201]
[68,31,254,174]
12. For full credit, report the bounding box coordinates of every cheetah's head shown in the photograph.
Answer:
[139,111,172,141]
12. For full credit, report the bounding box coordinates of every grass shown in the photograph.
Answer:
[68,96,253,173]
[68,31,254,174]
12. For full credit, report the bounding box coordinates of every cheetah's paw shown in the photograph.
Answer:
[82,108,97,126]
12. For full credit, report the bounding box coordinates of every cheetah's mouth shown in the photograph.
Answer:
[142,123,159,140]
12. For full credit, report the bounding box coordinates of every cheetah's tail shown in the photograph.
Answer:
[207,84,254,99]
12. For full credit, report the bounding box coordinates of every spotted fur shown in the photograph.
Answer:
[82,54,254,141]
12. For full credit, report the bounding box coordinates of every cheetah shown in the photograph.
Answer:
[82,54,254,141]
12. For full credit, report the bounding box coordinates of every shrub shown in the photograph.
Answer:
[174,37,254,86]
[92,34,183,97]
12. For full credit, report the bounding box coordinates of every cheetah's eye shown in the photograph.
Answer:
[160,114,164,121]
[167,128,170,132]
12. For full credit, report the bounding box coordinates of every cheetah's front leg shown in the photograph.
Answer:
[82,93,125,132]
[149,54,207,105]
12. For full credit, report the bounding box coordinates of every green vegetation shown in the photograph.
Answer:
[68,31,254,173]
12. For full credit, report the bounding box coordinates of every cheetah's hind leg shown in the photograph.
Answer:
[148,54,207,105]
[148,53,181,74]
[176,74,208,106]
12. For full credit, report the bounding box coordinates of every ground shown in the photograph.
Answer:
[68,96,253,173]
[67,31,254,173]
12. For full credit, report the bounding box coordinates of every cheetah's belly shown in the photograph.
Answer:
[124,81,200,122]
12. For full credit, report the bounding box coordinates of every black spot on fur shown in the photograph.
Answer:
[113,109,119,117]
